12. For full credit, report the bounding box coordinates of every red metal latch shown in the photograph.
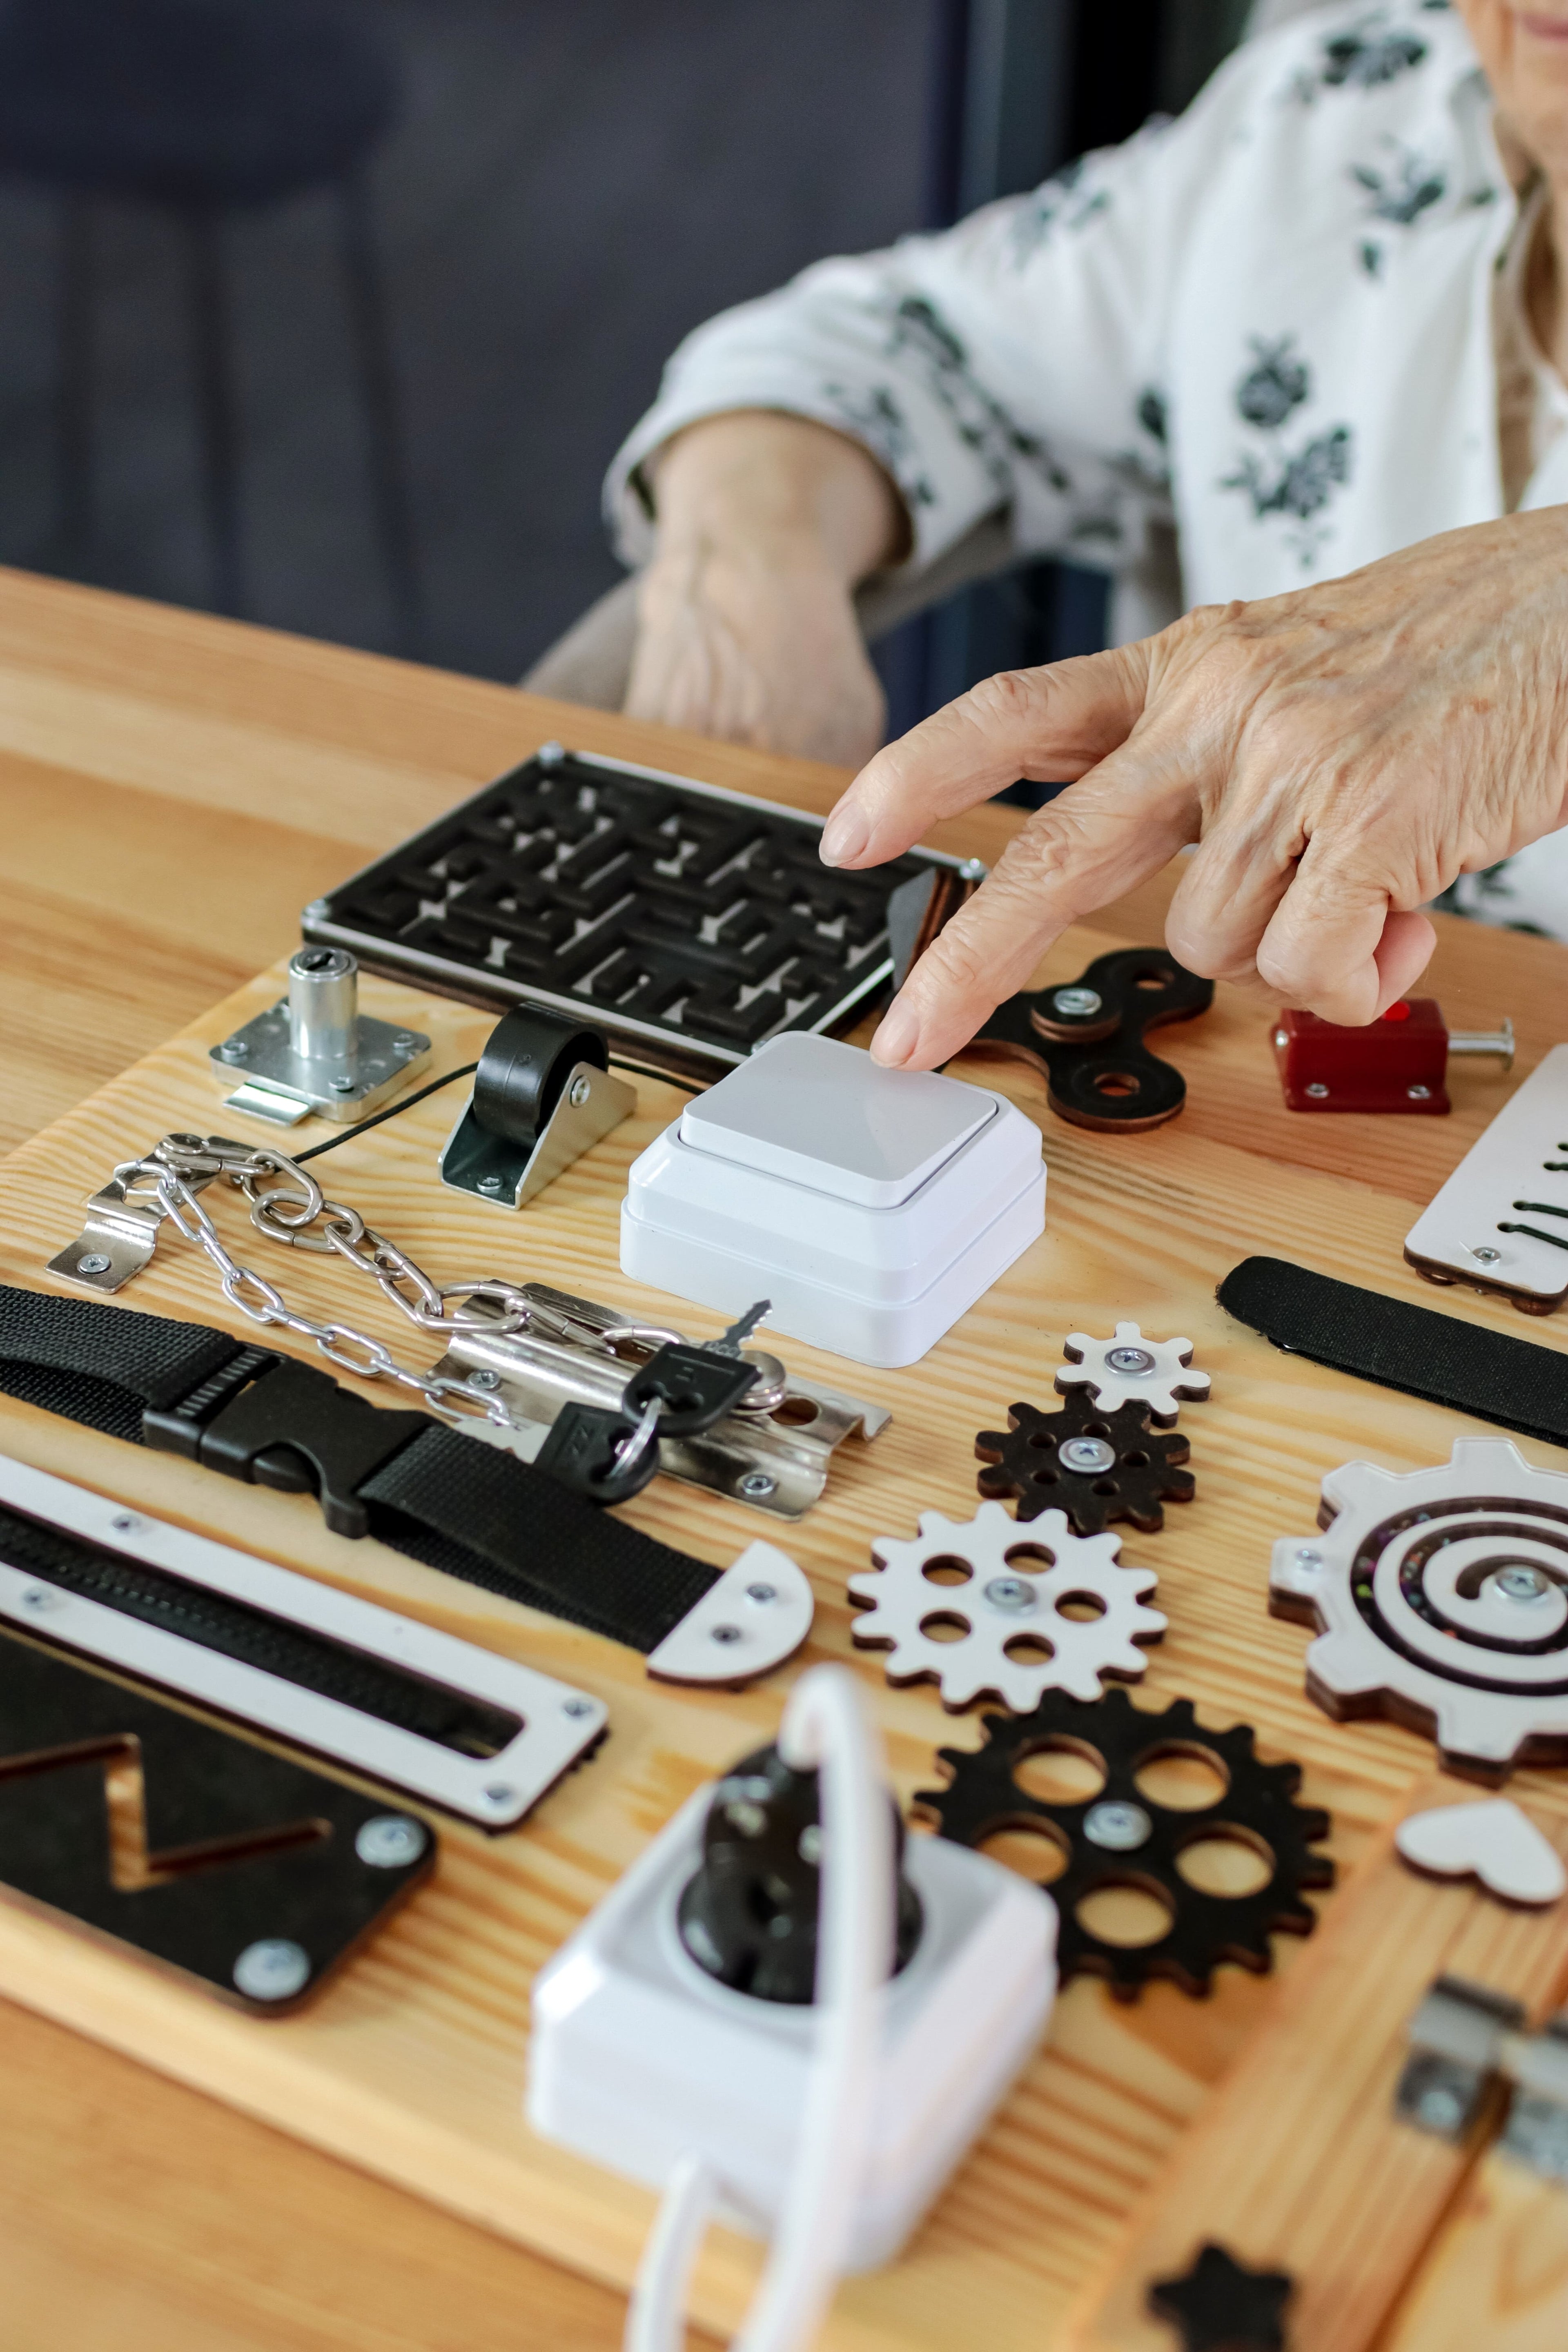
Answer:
[1272,1000,1514,1114]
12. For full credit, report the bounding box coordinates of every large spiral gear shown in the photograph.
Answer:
[848,1501,1164,1711]
[1270,1435,1568,1783]
[1056,1321,1210,1424]
[914,1686,1333,1998]
[976,1392,1194,1534]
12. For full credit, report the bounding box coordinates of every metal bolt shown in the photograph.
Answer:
[304,898,331,918]
[484,1783,518,1808]
[478,1174,506,1195]
[1294,1546,1323,1573]
[1407,1084,1432,1102]
[355,1814,428,1869]
[959,858,986,882]
[393,1033,418,1056]
[1471,1245,1502,1263]
[984,1575,1036,1612]
[725,1799,768,1836]
[232,1938,312,2002]
[1305,1082,1330,1099]
[1051,986,1102,1018]
[746,1582,777,1604]
[1495,1565,1552,1602]
[220,1039,249,1063]
[798,1824,823,1865]
[328,1075,356,1095]
[563,1696,595,1718]
[468,1368,501,1391]
[1105,1345,1156,1377]
[568,1074,592,1109]
[1083,1800,1154,1853]
[1060,1435,1117,1474]
[75,1253,111,1276]
[710,1623,743,1644]
[737,1471,776,1500]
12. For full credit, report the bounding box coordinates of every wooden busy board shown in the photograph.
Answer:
[0,867,1564,2350]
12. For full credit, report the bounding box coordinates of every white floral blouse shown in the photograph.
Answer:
[608,0,1568,942]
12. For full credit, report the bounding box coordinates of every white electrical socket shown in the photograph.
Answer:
[528,1786,1057,2272]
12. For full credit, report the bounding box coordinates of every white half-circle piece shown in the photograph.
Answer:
[1395,1799,1567,1908]
[646,1542,813,1686]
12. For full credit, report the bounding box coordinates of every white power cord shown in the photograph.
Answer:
[625,1663,894,2352]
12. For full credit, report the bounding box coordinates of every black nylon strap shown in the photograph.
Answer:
[1217,1256,1568,1450]
[0,1284,717,1653]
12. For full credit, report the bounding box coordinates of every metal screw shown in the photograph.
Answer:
[1416,2085,1467,2135]
[328,1075,356,1095]
[75,1253,111,1276]
[355,1814,428,1869]
[1495,1565,1552,1602]
[1083,1800,1153,1852]
[393,1033,418,1056]
[725,1799,767,1836]
[1105,1345,1156,1377]
[220,1039,249,1062]
[20,1586,62,1611]
[568,1074,592,1109]
[737,1471,776,1500]
[537,740,566,767]
[1407,1085,1432,1102]
[478,1174,506,1195]
[1060,1435,1116,1474]
[468,1368,501,1391]
[959,857,986,882]
[563,1696,595,1718]
[984,1575,1036,1612]
[746,1582,777,1604]
[798,1824,823,1865]
[1273,1029,1288,1048]
[1052,986,1102,1018]
[232,1938,312,2002]
[710,1623,742,1644]
[1294,1546,1323,1572]
[1471,1245,1502,1263]
[484,1783,518,1808]
[111,1513,140,1534]
[1305,1082,1330,1099]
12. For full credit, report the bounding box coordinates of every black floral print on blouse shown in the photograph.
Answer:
[1289,15,1430,102]
[1353,143,1446,225]
[1221,337,1353,563]
[1005,155,1113,267]
[818,382,936,511]
[1235,338,1310,430]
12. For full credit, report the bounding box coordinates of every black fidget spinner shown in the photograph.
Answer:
[957,946,1214,1131]
[975,1394,1194,1534]
[914,1688,1333,1999]
[1148,2243,1295,2352]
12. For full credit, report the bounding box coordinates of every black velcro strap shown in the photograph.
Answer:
[359,1425,716,1652]
[0,1285,246,1443]
[1217,1256,1568,1450]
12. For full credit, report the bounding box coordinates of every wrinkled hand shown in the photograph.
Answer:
[626,539,886,767]
[815,512,1568,1067]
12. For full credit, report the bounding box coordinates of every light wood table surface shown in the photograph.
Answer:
[0,566,1564,2352]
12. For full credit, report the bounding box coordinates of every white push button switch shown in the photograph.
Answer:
[621,1033,1045,1368]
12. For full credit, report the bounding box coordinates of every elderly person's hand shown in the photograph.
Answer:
[815,509,1568,1067]
[624,412,904,768]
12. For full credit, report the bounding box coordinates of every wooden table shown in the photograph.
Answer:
[0,566,1563,2352]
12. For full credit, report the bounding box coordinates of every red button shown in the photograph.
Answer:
[1381,1001,1412,1023]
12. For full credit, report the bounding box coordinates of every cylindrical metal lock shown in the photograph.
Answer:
[288,946,358,1064]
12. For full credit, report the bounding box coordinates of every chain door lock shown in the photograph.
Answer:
[211,945,431,1126]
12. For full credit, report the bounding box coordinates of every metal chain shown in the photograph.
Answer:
[123,1133,666,1448]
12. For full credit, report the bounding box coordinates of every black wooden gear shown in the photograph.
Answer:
[914,1687,1333,1999]
[975,1394,1194,1534]
[957,947,1213,1131]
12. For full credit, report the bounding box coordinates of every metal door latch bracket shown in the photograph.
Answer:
[1396,1972,1568,2181]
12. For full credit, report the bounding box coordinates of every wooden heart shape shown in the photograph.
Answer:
[1395,1798,1566,1907]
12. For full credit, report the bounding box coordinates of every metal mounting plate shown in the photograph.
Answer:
[210,999,431,1122]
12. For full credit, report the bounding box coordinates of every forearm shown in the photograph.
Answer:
[647,411,908,587]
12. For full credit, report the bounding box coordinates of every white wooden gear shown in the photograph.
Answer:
[1271,1437,1568,1780]
[848,1499,1165,1712]
[1056,1321,1210,1423]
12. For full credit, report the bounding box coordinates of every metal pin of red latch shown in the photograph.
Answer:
[1272,1000,1515,1113]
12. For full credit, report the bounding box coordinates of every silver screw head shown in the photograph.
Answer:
[220,1039,249,1062]
[1105,1345,1156,1377]
[304,898,331,918]
[355,1814,428,1869]
[1416,2084,1467,2135]
[797,1823,823,1865]
[467,1368,501,1391]
[1407,1084,1431,1101]
[1294,1546,1323,1572]
[75,1252,111,1276]
[1471,1245,1502,1263]
[20,1585,62,1611]
[328,1074,356,1094]
[710,1623,742,1644]
[392,1033,417,1054]
[1305,1082,1330,1099]
[725,1798,768,1837]
[1060,1435,1117,1474]
[537,740,566,766]
[745,1582,777,1604]
[568,1074,592,1108]
[1495,1565,1551,1602]
[984,1575,1036,1612]
[563,1695,595,1718]
[484,1782,518,1808]
[477,1173,506,1195]
[1083,1800,1154,1852]
[111,1513,140,1534]
[233,1938,312,2002]
[1051,986,1102,1018]
[737,1470,776,1500]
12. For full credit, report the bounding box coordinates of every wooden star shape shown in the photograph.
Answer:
[1147,2241,1294,2351]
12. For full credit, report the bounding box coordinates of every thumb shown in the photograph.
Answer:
[820,640,1154,870]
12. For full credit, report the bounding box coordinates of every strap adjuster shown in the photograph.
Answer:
[144,1356,428,1537]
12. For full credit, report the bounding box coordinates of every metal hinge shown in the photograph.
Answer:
[1396,1973,1568,2183]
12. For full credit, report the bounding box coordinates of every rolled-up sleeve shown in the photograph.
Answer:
[605,92,1227,586]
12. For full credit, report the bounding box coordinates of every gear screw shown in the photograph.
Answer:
[1105,1346,1157,1376]
[1060,1435,1117,1474]
[354,1815,427,1869]
[1083,1800,1154,1852]
[983,1575,1036,1612]
[1495,1565,1551,1601]
[1052,987,1102,1018]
